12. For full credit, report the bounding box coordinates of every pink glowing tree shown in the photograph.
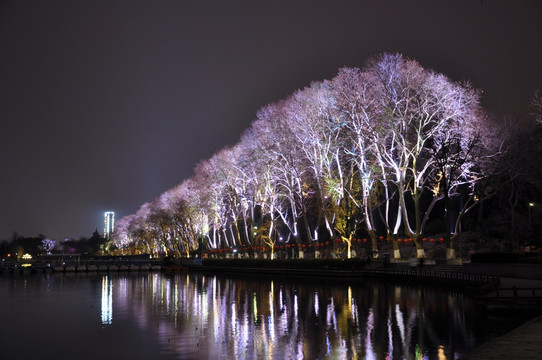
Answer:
[350,53,492,258]
[284,83,343,245]
[116,52,505,261]
[110,214,135,253]
[247,101,309,254]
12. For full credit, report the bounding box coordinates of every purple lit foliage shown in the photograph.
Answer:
[108,53,503,260]
[41,238,56,254]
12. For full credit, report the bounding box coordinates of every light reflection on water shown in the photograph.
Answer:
[0,272,492,359]
[101,275,112,325]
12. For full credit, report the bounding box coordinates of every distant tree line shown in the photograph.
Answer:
[0,230,107,259]
[102,53,539,260]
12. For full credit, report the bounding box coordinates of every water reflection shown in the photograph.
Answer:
[101,275,113,325]
[92,272,480,359]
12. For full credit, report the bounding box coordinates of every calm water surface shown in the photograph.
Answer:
[0,271,518,359]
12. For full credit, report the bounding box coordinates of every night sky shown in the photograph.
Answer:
[1,1,541,240]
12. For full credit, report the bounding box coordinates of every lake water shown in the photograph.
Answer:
[0,271,525,359]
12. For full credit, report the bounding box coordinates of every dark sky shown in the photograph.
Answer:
[1,0,541,240]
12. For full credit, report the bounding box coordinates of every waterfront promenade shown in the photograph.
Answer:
[462,314,542,359]
[462,277,542,360]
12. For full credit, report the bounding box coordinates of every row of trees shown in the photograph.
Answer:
[111,53,511,260]
[0,231,107,259]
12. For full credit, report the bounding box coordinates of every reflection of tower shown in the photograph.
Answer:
[104,211,115,240]
[101,275,112,325]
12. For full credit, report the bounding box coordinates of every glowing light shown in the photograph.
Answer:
[348,286,352,314]
[438,345,447,360]
[415,344,427,359]
[365,308,375,360]
[253,292,258,323]
[21,253,32,260]
[104,211,115,241]
[529,202,535,207]
[269,281,275,341]
[387,309,393,359]
[395,304,406,344]
[230,302,237,344]
[101,276,112,325]
[326,298,336,330]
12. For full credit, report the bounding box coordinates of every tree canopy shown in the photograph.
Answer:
[111,53,506,259]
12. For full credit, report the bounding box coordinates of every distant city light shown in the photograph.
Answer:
[104,211,115,240]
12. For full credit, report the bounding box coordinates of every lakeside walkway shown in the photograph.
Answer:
[462,315,542,359]
[462,277,542,360]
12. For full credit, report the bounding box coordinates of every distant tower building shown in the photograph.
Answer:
[104,211,115,240]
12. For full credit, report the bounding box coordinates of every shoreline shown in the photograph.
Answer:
[194,263,499,292]
[3,261,541,358]
[459,315,542,360]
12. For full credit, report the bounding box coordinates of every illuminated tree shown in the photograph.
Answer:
[284,83,342,243]
[132,203,163,256]
[228,143,261,247]
[247,101,309,251]
[240,122,283,255]
[360,53,491,258]
[428,107,500,258]
[175,179,212,255]
[118,52,503,262]
[148,189,195,257]
[110,214,136,254]
[330,67,385,257]
[41,238,56,254]
[147,209,173,256]
[193,155,229,250]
